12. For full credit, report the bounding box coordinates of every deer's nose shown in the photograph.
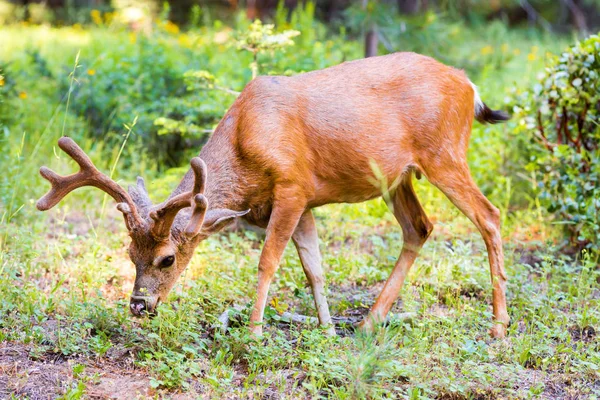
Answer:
[130,298,147,316]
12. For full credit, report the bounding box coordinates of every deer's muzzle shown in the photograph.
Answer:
[129,295,158,317]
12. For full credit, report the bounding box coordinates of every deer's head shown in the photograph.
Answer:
[37,137,247,316]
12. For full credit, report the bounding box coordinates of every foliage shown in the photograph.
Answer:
[512,33,600,250]
[55,31,196,167]
[1,204,599,397]
[236,19,300,78]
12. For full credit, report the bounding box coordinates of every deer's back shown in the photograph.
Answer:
[225,52,476,208]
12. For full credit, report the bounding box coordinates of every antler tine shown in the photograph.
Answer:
[36,137,143,228]
[150,157,207,239]
[184,194,209,238]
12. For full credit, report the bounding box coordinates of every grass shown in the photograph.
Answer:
[1,200,599,398]
[1,17,599,400]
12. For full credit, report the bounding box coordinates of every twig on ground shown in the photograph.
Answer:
[213,304,418,334]
[280,312,318,325]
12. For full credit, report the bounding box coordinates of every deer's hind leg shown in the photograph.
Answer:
[359,172,433,331]
[424,160,508,338]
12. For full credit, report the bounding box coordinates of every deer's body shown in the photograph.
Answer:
[38,52,510,338]
[182,53,474,220]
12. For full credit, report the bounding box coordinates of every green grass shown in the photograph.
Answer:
[1,199,599,398]
[1,17,598,400]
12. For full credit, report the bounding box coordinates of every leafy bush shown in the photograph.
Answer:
[513,33,600,250]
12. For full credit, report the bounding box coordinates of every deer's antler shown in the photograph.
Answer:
[37,137,144,230]
[149,157,208,239]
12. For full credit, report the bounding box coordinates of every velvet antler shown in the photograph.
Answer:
[37,137,144,230]
[149,157,208,239]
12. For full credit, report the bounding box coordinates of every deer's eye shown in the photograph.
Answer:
[160,256,175,268]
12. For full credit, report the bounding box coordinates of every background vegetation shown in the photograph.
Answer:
[0,1,598,398]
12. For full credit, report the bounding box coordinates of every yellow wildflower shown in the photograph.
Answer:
[513,48,521,56]
[19,91,27,99]
[104,11,114,24]
[129,32,137,44]
[73,23,82,30]
[87,69,96,76]
[528,53,537,62]
[164,20,179,35]
[0,76,4,87]
[481,45,494,55]
[91,9,102,25]
[501,43,509,54]
[178,34,192,48]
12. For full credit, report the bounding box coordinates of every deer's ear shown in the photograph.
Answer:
[129,176,152,210]
[200,209,250,236]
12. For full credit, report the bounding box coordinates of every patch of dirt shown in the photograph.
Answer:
[0,342,154,400]
[0,343,71,399]
[86,370,151,399]
[569,325,596,343]
[515,246,545,268]
[434,365,599,400]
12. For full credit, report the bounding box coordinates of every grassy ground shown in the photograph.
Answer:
[1,20,599,400]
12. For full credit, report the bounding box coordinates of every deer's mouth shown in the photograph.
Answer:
[129,295,160,317]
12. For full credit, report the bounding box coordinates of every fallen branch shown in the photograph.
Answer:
[280,312,318,325]
[213,304,417,334]
[213,304,244,333]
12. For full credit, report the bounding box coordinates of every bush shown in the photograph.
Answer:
[512,33,600,250]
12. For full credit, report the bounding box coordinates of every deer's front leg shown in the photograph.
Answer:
[292,210,336,336]
[250,190,306,336]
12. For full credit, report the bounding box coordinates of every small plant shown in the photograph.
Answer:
[236,19,299,78]
[512,33,600,250]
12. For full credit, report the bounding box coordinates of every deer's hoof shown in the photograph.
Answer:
[489,323,507,339]
[355,318,376,333]
[249,325,263,337]
[324,325,337,337]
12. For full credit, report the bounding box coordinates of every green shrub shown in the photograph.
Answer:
[512,33,600,250]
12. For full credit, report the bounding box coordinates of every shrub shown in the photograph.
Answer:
[512,33,600,250]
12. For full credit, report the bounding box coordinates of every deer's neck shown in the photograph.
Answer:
[198,135,245,210]
[170,114,246,213]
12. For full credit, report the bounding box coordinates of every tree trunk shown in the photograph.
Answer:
[364,27,378,58]
[563,0,588,34]
[247,0,257,20]
[362,0,378,58]
[397,0,420,14]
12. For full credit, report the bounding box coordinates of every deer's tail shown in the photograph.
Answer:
[471,82,510,124]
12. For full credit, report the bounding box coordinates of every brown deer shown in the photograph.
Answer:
[37,52,510,338]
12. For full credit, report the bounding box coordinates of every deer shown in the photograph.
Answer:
[37,52,510,338]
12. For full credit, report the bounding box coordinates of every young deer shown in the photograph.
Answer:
[38,52,510,338]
